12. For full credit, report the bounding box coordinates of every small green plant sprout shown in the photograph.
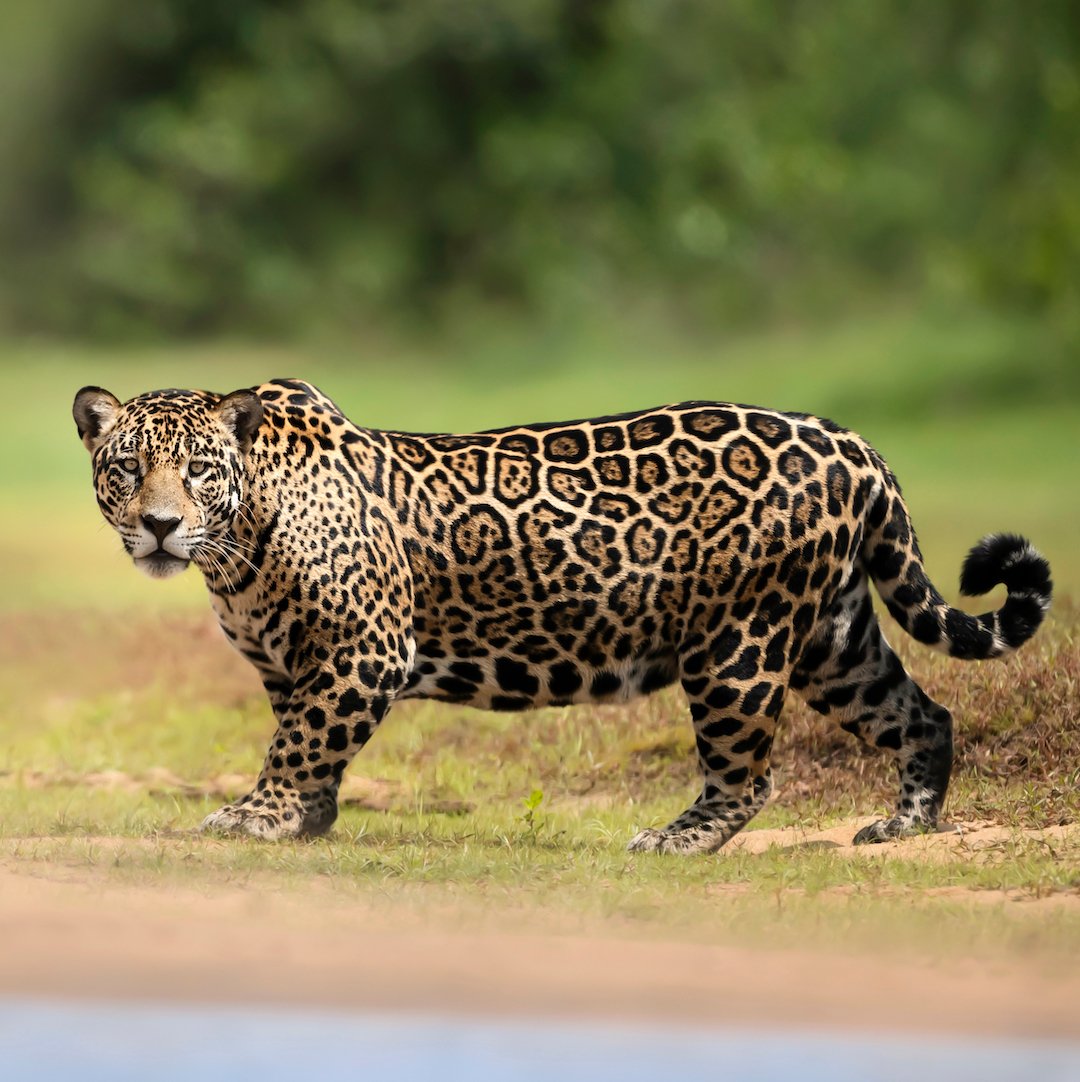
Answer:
[520,789,545,836]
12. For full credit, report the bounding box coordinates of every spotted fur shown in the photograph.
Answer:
[73,380,1052,852]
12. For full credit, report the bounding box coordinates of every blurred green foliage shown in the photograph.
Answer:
[1,0,1079,337]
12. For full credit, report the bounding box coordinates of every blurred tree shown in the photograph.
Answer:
[0,0,1078,337]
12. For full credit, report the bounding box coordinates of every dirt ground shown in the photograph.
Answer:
[4,821,1079,1042]
[727,818,1079,865]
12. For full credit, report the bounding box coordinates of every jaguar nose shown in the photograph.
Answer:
[142,514,181,546]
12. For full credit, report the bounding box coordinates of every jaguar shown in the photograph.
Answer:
[73,379,1052,853]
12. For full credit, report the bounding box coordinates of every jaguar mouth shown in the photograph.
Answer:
[134,550,191,579]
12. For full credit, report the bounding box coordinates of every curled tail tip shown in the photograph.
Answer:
[952,533,1052,656]
[960,533,1053,604]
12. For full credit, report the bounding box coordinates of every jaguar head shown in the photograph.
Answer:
[73,386,264,580]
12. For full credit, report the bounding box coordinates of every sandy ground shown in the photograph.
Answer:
[728,817,1078,863]
[3,821,1079,1041]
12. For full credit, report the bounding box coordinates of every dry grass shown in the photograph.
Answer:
[774,601,1080,827]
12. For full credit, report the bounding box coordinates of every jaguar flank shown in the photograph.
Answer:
[73,380,1052,853]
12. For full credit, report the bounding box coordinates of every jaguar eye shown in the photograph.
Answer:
[188,460,210,478]
[119,457,139,474]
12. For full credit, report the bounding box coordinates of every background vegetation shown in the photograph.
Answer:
[2,1,1080,338]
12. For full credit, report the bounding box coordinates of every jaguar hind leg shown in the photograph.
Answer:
[628,621,788,855]
[791,570,954,844]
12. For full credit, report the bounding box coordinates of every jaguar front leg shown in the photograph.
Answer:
[202,660,398,840]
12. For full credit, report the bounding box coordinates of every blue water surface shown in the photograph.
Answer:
[2,997,1078,1082]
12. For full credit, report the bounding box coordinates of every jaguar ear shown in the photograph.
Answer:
[215,389,264,453]
[73,386,121,452]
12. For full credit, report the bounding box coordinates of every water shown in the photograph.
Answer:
[2,997,1078,1081]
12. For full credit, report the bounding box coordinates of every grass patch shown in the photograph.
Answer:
[2,601,1078,948]
[5,807,1080,962]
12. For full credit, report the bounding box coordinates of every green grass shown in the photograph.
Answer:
[5,786,1079,899]
[5,790,1080,961]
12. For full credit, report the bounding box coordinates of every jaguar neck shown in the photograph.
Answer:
[198,491,279,597]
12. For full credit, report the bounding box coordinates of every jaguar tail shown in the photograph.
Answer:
[863,482,1052,660]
